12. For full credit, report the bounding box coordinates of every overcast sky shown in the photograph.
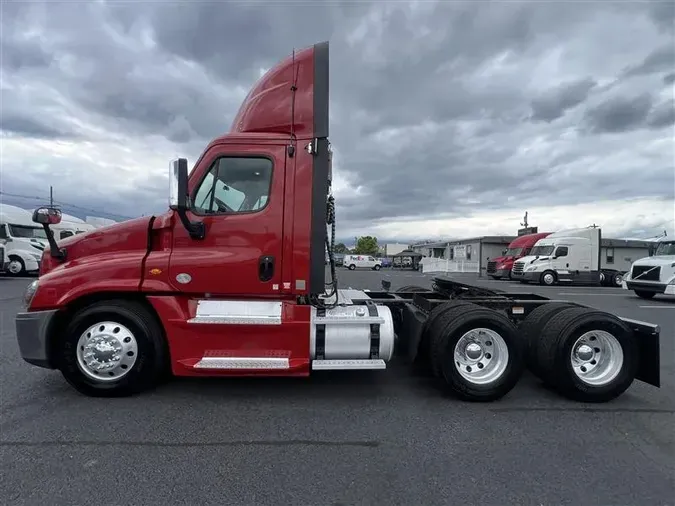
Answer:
[1,0,674,243]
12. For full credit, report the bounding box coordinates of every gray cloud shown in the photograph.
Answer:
[530,78,597,122]
[583,93,653,133]
[1,0,674,242]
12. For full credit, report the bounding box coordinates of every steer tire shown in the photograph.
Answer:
[429,306,526,402]
[536,307,638,403]
[59,299,169,398]
[519,302,577,380]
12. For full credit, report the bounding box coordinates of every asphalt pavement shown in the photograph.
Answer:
[1,270,673,506]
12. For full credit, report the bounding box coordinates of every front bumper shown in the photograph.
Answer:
[512,270,540,282]
[488,269,511,278]
[626,281,675,295]
[15,310,58,369]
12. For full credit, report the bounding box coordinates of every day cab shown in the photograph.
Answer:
[623,240,675,299]
[15,41,339,397]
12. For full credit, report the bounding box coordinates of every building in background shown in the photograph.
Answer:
[382,243,410,257]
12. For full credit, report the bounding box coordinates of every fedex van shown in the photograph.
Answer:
[343,254,382,270]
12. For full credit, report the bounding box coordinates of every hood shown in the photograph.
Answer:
[632,255,675,267]
[40,216,152,276]
[490,256,514,264]
[514,255,550,265]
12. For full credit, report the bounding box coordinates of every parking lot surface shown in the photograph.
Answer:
[1,270,673,506]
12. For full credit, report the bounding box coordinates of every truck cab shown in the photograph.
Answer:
[0,204,47,276]
[486,232,551,280]
[622,240,675,299]
[0,243,8,273]
[512,227,602,286]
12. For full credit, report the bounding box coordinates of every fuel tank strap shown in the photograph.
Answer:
[365,300,381,359]
[316,307,326,360]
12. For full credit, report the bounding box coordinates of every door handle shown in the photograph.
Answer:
[259,255,275,282]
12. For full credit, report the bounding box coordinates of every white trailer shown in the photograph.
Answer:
[0,204,47,276]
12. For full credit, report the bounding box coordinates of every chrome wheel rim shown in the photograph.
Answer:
[453,328,509,385]
[543,273,555,285]
[570,331,623,386]
[76,321,138,382]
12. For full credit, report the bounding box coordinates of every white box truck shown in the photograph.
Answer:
[622,240,675,299]
[511,227,627,287]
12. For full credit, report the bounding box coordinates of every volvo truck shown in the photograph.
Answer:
[622,239,675,299]
[14,42,661,404]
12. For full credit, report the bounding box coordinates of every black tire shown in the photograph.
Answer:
[59,299,169,397]
[540,270,557,286]
[536,307,638,402]
[489,275,500,280]
[7,255,25,277]
[373,264,381,271]
[519,302,577,380]
[429,306,526,402]
[612,272,624,287]
[419,301,478,377]
[599,271,607,286]
[348,264,356,270]
[396,285,431,293]
[634,290,655,300]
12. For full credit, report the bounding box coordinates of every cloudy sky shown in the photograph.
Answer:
[1,0,674,244]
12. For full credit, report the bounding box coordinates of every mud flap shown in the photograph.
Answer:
[621,317,661,387]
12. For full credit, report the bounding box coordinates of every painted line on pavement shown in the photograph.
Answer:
[557,292,630,297]
[638,305,675,309]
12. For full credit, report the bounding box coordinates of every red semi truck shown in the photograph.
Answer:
[15,41,661,403]
[486,232,551,280]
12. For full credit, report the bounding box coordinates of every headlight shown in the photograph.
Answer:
[23,280,39,309]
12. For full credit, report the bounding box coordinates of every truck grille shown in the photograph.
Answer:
[512,262,524,275]
[631,265,661,282]
[487,261,497,273]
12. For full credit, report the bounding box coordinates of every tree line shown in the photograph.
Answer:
[333,236,379,255]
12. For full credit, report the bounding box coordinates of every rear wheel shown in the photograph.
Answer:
[536,307,638,402]
[634,290,655,299]
[612,272,624,287]
[373,264,381,271]
[519,302,577,379]
[428,306,526,401]
[59,300,169,397]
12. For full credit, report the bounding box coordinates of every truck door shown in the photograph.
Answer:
[168,142,286,296]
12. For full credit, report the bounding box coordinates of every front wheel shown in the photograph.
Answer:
[348,264,356,270]
[7,256,26,276]
[540,271,557,286]
[634,290,655,300]
[59,300,169,397]
[373,264,381,271]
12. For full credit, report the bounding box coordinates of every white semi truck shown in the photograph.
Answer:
[0,204,48,276]
[511,227,630,287]
[622,239,675,299]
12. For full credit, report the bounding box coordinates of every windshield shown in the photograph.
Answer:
[654,242,675,256]
[530,245,554,256]
[8,224,47,239]
[504,247,523,256]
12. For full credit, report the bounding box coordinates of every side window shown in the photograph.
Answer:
[523,247,531,255]
[60,231,74,239]
[606,247,614,264]
[193,156,273,214]
[0,225,7,240]
[555,246,568,257]
[368,256,375,261]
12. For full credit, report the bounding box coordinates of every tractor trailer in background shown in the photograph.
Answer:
[511,227,632,287]
[14,41,661,405]
[0,204,48,276]
[486,232,551,280]
[623,239,675,299]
